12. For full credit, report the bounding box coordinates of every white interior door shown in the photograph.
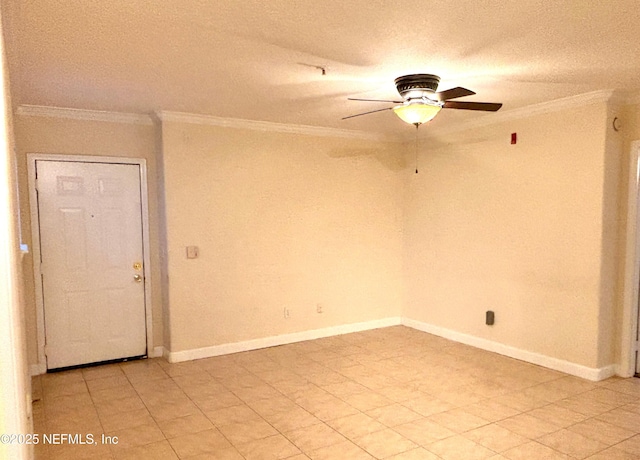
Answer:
[36,160,147,369]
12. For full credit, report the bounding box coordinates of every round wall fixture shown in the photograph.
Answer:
[613,117,622,131]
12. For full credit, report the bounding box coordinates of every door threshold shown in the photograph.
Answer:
[47,354,147,373]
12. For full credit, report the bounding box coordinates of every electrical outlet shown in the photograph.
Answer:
[284,307,290,319]
[316,303,324,314]
[486,310,495,325]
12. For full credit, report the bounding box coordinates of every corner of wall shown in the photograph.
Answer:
[402,317,617,381]
[153,116,172,352]
[597,99,625,369]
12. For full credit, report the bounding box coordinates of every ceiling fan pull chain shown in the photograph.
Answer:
[414,123,419,174]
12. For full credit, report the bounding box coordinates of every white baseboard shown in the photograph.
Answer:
[402,318,616,382]
[37,315,614,382]
[166,317,402,364]
[29,363,46,376]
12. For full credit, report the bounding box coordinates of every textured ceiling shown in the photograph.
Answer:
[3,0,640,135]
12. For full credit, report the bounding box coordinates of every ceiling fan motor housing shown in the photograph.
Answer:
[395,74,441,100]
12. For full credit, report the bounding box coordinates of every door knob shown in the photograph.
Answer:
[133,274,143,283]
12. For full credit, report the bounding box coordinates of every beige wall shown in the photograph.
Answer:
[13,115,163,365]
[12,98,638,376]
[403,102,616,369]
[160,121,404,352]
[0,12,31,456]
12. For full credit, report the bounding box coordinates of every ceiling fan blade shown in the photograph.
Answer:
[342,107,394,120]
[348,98,404,103]
[435,87,476,101]
[443,101,503,111]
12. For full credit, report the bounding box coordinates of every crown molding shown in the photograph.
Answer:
[156,110,401,142]
[428,90,618,138]
[15,89,627,142]
[15,105,154,125]
[15,104,400,142]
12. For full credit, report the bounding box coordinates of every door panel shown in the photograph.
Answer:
[36,160,147,369]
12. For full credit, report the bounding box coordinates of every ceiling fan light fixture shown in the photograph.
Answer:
[343,73,502,123]
[393,102,442,125]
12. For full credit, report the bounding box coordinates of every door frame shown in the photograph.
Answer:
[621,140,640,377]
[27,154,154,372]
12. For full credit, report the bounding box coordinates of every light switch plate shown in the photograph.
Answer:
[186,246,199,259]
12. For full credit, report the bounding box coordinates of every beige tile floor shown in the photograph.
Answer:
[31,326,640,460]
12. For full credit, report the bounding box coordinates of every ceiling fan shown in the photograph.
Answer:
[343,74,502,125]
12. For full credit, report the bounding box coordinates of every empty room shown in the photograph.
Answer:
[2,1,640,459]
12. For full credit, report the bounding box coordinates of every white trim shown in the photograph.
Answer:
[401,318,616,381]
[156,110,399,142]
[27,153,154,371]
[429,90,617,137]
[15,104,399,141]
[162,314,618,381]
[137,161,155,361]
[16,89,625,143]
[620,140,640,378]
[166,317,402,363]
[28,158,46,370]
[16,105,153,125]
